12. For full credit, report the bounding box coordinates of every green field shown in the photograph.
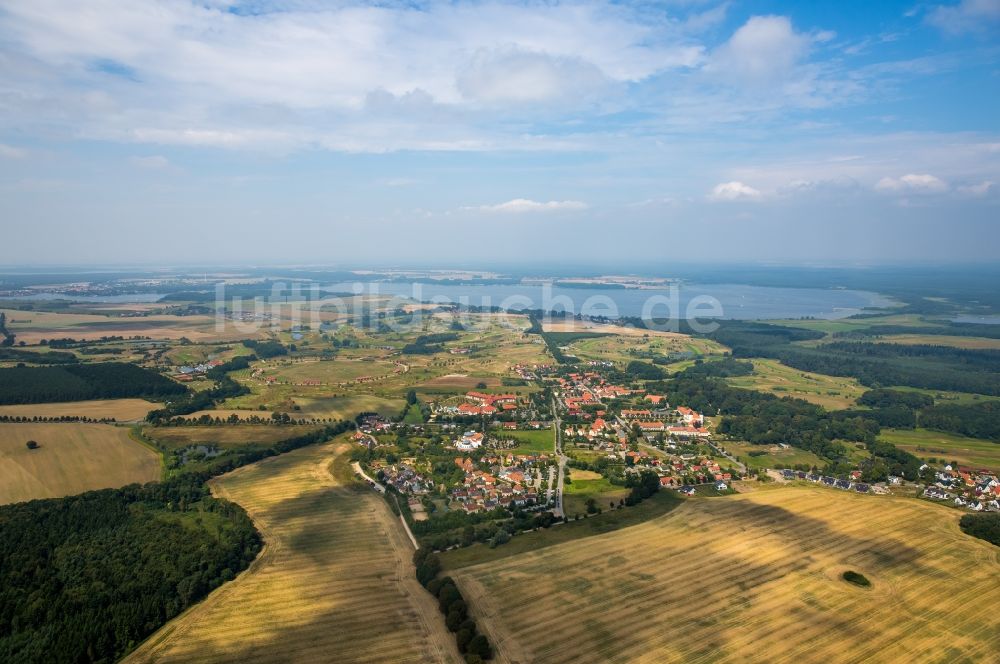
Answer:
[879,428,1000,471]
[564,469,629,517]
[727,358,866,410]
[722,441,826,471]
[498,428,554,454]
[270,358,400,384]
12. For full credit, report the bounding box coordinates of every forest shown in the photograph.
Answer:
[0,476,261,663]
[0,362,188,405]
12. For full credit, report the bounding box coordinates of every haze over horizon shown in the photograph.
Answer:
[1,0,998,265]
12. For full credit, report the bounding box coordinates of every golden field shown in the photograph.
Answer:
[452,486,1000,664]
[0,423,161,504]
[125,441,460,664]
[0,398,158,421]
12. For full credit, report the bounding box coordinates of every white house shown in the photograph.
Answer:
[456,431,485,451]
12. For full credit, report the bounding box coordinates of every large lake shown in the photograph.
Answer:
[328,281,894,321]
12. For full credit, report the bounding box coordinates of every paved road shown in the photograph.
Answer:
[551,396,568,518]
[352,461,385,494]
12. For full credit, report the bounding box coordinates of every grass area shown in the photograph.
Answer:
[125,441,457,663]
[0,423,161,504]
[497,428,554,454]
[879,428,1000,471]
[727,358,867,410]
[451,486,1000,663]
[721,441,826,471]
[882,385,1000,405]
[270,358,400,384]
[565,332,727,366]
[143,424,321,452]
[439,490,682,570]
[564,471,630,517]
[0,398,157,421]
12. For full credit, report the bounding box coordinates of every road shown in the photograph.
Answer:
[709,440,747,474]
[351,461,385,494]
[551,396,568,518]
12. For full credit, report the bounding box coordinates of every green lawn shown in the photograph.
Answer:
[879,428,1000,471]
[564,473,630,517]
[499,428,554,454]
[721,441,825,471]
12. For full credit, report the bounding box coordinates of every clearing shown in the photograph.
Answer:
[124,440,460,664]
[727,358,866,410]
[452,486,1000,664]
[721,441,826,472]
[879,428,1000,471]
[0,423,161,504]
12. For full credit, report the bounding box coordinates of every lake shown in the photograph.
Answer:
[327,281,893,321]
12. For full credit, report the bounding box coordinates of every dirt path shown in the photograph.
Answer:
[125,441,461,664]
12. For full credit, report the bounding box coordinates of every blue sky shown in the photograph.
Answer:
[0,0,998,266]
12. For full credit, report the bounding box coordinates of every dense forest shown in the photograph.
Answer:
[959,513,1000,547]
[0,476,261,663]
[919,401,1000,441]
[0,362,187,405]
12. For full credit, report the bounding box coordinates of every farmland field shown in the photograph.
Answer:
[727,358,866,409]
[452,486,1000,664]
[879,428,1000,471]
[143,424,321,452]
[0,423,161,504]
[0,398,157,421]
[125,440,460,664]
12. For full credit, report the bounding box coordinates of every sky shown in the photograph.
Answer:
[0,0,998,267]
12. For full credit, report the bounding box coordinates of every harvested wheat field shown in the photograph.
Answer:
[452,487,1000,664]
[0,398,158,421]
[125,441,460,664]
[0,423,161,504]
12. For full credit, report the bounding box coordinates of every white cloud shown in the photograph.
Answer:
[0,0,719,152]
[927,0,1000,35]
[875,173,949,194]
[469,198,588,213]
[0,143,26,158]
[958,180,996,196]
[709,181,763,201]
[706,16,809,85]
[456,49,612,105]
